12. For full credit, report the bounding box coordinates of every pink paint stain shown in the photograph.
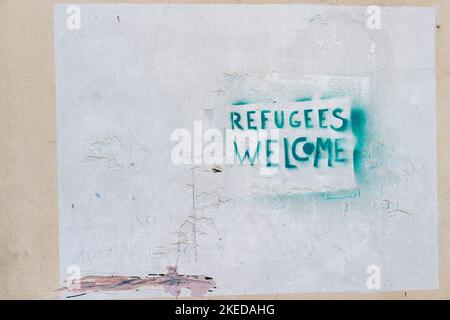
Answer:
[60,266,216,298]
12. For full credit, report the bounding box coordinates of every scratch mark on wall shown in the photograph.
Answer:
[379,199,412,217]
[85,136,125,170]
[191,168,198,262]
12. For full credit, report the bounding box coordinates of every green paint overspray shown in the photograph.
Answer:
[351,105,367,183]
[294,96,313,102]
[231,94,369,192]
[232,100,252,106]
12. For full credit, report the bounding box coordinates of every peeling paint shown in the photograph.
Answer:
[60,266,216,298]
